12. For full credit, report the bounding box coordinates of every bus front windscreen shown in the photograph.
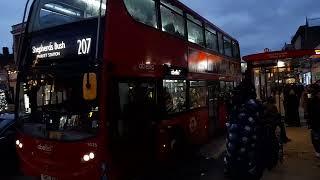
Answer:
[18,72,99,141]
[29,0,106,32]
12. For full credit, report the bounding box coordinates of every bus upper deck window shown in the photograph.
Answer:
[205,27,218,52]
[160,0,185,38]
[124,0,158,28]
[224,37,232,57]
[39,3,81,28]
[218,32,224,55]
[232,41,240,58]
[187,15,204,46]
[29,0,106,32]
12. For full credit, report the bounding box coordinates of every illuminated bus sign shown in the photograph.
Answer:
[170,69,182,76]
[29,19,100,62]
[32,41,66,59]
[316,50,320,55]
[31,37,93,60]
[164,65,186,77]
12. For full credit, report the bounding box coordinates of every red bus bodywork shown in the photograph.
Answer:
[16,0,241,179]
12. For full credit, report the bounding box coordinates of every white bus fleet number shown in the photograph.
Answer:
[77,38,91,55]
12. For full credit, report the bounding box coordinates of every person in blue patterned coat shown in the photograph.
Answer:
[224,79,264,180]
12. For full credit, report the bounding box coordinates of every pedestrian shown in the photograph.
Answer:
[262,96,286,169]
[309,84,320,158]
[224,79,264,180]
[286,88,300,127]
[275,89,285,117]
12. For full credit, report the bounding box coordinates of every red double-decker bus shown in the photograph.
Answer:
[15,0,241,179]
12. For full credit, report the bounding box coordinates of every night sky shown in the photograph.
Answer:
[0,0,319,56]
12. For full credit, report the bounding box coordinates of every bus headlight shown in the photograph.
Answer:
[82,152,95,162]
[89,152,95,159]
[83,154,90,162]
[16,140,23,149]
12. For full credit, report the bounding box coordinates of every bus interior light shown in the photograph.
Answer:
[81,0,107,10]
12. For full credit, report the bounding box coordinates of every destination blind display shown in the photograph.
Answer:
[31,37,93,61]
[32,41,66,59]
[27,17,104,64]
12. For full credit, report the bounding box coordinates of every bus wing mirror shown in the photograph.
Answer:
[83,73,97,101]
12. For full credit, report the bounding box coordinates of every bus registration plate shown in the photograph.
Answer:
[41,174,57,180]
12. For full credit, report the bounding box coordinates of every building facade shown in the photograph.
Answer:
[11,23,25,63]
[290,18,320,83]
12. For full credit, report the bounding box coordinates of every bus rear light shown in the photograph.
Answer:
[16,140,20,145]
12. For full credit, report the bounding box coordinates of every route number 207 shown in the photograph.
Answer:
[77,38,91,55]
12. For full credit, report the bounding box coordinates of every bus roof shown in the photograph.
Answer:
[173,0,238,43]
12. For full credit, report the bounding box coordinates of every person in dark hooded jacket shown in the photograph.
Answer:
[224,78,265,180]
[309,84,320,158]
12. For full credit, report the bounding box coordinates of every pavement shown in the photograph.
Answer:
[262,127,320,180]
[147,127,320,180]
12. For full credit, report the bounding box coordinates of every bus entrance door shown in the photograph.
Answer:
[110,81,157,179]
[208,84,219,137]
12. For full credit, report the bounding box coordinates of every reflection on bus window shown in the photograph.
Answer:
[232,41,240,58]
[225,82,233,92]
[160,1,185,38]
[29,0,107,32]
[18,73,99,141]
[118,82,156,114]
[220,81,226,91]
[218,32,224,54]
[39,3,81,28]
[206,27,218,52]
[187,15,204,46]
[163,80,186,114]
[117,81,156,138]
[189,81,207,109]
[124,0,157,28]
[224,37,232,57]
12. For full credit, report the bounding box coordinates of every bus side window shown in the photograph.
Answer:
[205,27,218,52]
[189,81,207,109]
[218,32,224,54]
[224,37,232,57]
[187,16,204,46]
[162,80,187,114]
[117,81,157,138]
[124,0,158,28]
[160,1,185,38]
